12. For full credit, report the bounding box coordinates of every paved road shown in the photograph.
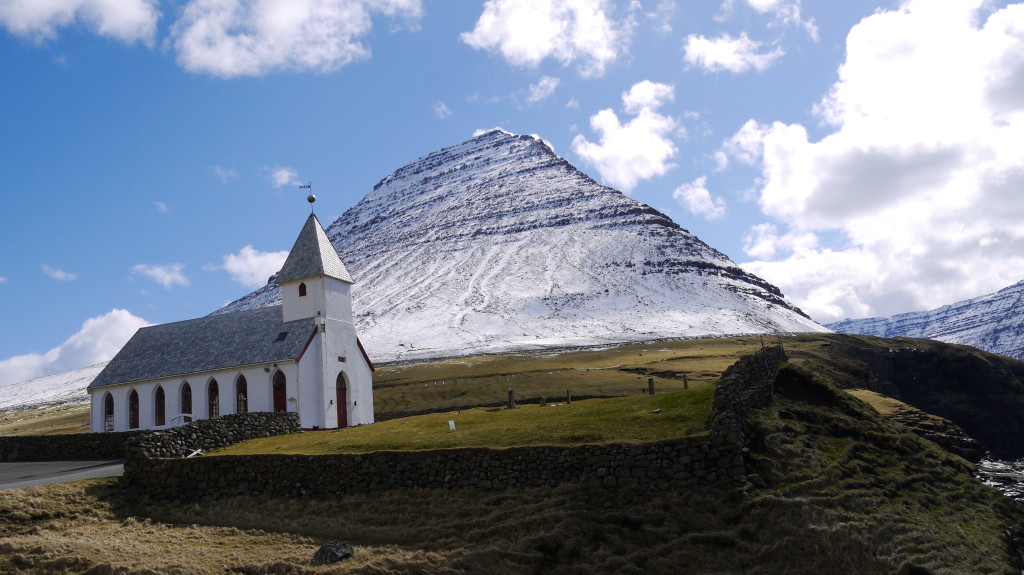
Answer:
[0,459,124,491]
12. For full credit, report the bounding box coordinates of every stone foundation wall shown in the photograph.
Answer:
[124,436,732,500]
[0,411,300,461]
[126,412,300,459]
[0,430,148,461]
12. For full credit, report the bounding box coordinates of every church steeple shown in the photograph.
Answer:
[276,213,353,285]
[277,211,356,324]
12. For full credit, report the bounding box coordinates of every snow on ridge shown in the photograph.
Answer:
[0,362,105,412]
[218,129,826,363]
[827,279,1024,360]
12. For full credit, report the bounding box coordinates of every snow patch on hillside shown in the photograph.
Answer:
[0,362,104,412]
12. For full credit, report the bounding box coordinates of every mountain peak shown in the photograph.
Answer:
[218,131,825,362]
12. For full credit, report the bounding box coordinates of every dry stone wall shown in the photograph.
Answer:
[0,411,299,461]
[122,346,788,501]
[0,430,148,461]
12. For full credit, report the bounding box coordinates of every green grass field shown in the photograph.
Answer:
[214,385,714,455]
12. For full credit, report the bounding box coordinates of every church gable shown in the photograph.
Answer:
[89,306,315,389]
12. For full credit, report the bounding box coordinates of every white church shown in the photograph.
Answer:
[87,207,375,433]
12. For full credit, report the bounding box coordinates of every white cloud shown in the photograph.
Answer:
[222,245,288,287]
[0,276,7,284]
[673,176,726,220]
[645,0,675,33]
[718,0,817,40]
[571,80,678,192]
[132,263,189,288]
[42,264,77,282]
[715,119,768,170]
[170,0,423,77]
[432,100,453,119]
[0,309,150,388]
[737,0,1024,323]
[566,98,580,109]
[213,165,237,183]
[461,0,627,77]
[527,75,560,103]
[683,32,783,74]
[154,201,169,213]
[267,166,300,188]
[0,0,159,44]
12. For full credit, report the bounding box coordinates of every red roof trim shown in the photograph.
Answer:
[296,328,318,362]
[357,338,375,372]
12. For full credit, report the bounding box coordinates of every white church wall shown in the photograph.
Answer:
[323,316,374,426]
[297,332,323,429]
[324,277,353,324]
[88,361,303,433]
[282,278,319,323]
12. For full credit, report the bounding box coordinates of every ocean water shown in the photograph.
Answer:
[976,459,1024,501]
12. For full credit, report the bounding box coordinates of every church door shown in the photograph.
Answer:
[272,371,287,412]
[336,373,348,428]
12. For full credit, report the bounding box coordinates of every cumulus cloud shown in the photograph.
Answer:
[462,0,628,77]
[170,0,423,77]
[0,0,159,44]
[0,309,150,388]
[432,100,453,119]
[267,166,300,188]
[684,32,783,73]
[715,119,768,170]
[527,75,560,102]
[571,80,679,192]
[154,201,169,213]
[222,245,288,287]
[42,264,77,281]
[736,0,1024,323]
[132,263,189,288]
[674,176,727,220]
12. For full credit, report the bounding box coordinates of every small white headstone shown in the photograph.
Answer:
[448,420,456,431]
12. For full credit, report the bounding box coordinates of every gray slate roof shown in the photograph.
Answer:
[88,305,315,389]
[276,213,354,284]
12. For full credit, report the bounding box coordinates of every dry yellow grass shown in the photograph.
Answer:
[373,336,766,412]
[0,404,89,436]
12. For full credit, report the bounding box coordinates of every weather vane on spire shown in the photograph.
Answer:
[299,182,315,213]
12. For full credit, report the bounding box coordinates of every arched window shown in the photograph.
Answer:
[272,370,287,412]
[298,282,307,297]
[154,386,166,427]
[208,379,220,419]
[103,393,114,432]
[181,382,193,423]
[128,389,140,430]
[236,375,248,414]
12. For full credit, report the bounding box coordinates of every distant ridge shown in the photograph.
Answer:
[217,129,826,362]
[828,279,1024,360]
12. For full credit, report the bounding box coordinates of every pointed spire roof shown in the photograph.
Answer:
[276,213,354,285]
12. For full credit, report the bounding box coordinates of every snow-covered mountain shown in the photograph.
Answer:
[0,362,106,412]
[828,280,1024,360]
[218,129,825,361]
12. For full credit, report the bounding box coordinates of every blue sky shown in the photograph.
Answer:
[2,0,1024,387]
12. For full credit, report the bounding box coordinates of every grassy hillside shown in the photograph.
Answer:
[0,404,90,436]
[1,361,1021,574]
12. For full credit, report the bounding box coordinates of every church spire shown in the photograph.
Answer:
[276,212,354,285]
